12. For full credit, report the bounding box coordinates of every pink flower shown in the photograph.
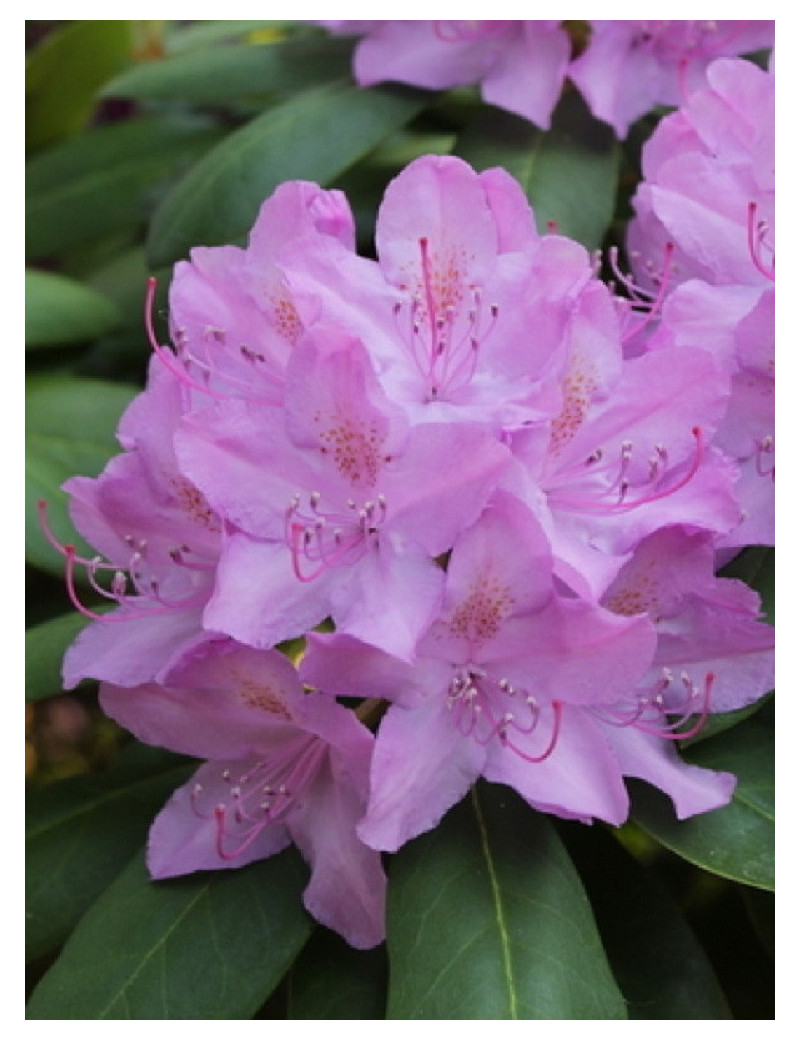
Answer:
[162,181,357,408]
[569,21,774,138]
[42,358,224,690]
[300,491,664,850]
[174,320,511,660]
[100,643,386,949]
[323,21,571,129]
[282,154,597,432]
[626,58,775,548]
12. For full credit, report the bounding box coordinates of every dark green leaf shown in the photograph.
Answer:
[146,80,428,268]
[630,711,774,890]
[26,269,120,349]
[288,927,387,1019]
[26,21,133,151]
[103,36,354,104]
[26,746,196,961]
[26,115,225,261]
[26,846,313,1018]
[25,611,105,702]
[559,823,731,1018]
[386,782,627,1019]
[456,89,620,249]
[26,376,138,575]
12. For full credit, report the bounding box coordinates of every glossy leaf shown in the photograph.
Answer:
[146,80,428,268]
[26,745,196,962]
[26,269,121,349]
[386,782,627,1019]
[26,21,133,152]
[26,847,313,1019]
[630,710,774,890]
[25,376,138,574]
[559,823,731,1018]
[288,927,388,1019]
[456,90,620,249]
[26,114,225,260]
[103,35,354,104]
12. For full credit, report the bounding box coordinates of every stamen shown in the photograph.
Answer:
[747,202,776,282]
[285,491,387,582]
[549,427,703,516]
[614,242,676,342]
[594,671,714,740]
[147,278,283,404]
[447,668,562,762]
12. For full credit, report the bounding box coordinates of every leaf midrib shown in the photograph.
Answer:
[472,786,517,1019]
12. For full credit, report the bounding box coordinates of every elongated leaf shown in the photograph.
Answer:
[26,21,133,151]
[386,782,626,1020]
[26,746,195,961]
[456,90,620,249]
[630,710,774,890]
[26,376,138,574]
[103,36,354,104]
[26,115,225,260]
[559,823,731,1018]
[288,927,387,1019]
[26,269,120,349]
[26,847,313,1019]
[147,80,428,268]
[164,20,293,54]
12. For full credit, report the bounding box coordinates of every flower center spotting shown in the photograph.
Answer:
[548,356,600,457]
[315,411,386,489]
[447,573,515,646]
[235,674,294,720]
[269,291,303,345]
[170,476,222,533]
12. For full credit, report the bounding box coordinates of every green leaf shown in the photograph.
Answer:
[26,847,313,1019]
[630,711,774,890]
[163,20,295,54]
[288,927,388,1019]
[456,89,620,250]
[146,80,428,268]
[559,823,731,1019]
[386,783,627,1019]
[103,36,355,104]
[26,114,225,261]
[26,746,195,962]
[26,269,121,349]
[26,21,133,152]
[25,611,104,702]
[25,376,138,575]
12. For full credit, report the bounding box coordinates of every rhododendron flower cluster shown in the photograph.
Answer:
[44,58,774,951]
[322,19,774,137]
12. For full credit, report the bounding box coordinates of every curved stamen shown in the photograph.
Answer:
[594,671,714,741]
[208,738,326,860]
[551,427,703,516]
[747,202,775,282]
[616,241,676,342]
[285,492,387,582]
[447,669,562,762]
